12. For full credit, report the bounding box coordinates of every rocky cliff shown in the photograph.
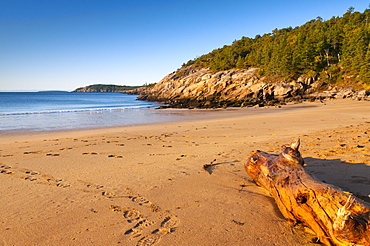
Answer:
[127,67,370,108]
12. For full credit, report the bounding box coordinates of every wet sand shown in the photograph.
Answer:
[0,99,369,246]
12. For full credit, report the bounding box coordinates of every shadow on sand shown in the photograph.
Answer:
[304,157,370,203]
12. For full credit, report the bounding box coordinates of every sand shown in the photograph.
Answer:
[0,99,369,246]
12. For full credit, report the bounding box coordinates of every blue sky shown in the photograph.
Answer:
[0,0,369,91]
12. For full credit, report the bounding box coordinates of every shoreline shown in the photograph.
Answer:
[1,99,369,245]
[0,100,322,138]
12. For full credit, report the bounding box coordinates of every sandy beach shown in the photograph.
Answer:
[1,99,369,246]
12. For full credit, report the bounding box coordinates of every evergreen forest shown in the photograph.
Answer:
[183,7,370,89]
[73,84,141,92]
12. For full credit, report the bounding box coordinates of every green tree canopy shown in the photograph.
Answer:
[183,8,370,89]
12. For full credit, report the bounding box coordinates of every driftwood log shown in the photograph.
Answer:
[245,139,370,246]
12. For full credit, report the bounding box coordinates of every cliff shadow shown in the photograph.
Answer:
[304,157,370,203]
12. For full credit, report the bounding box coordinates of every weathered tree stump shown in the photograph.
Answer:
[245,139,370,246]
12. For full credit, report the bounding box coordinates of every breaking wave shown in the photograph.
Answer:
[0,105,156,116]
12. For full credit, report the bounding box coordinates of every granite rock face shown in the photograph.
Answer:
[128,67,369,108]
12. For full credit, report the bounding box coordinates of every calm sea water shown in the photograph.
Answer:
[0,91,187,133]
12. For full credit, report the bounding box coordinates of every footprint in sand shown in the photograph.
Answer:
[132,219,154,229]
[77,180,104,190]
[0,164,12,169]
[124,228,143,238]
[123,208,142,222]
[16,168,71,188]
[23,151,41,154]
[160,215,179,231]
[0,169,13,174]
[110,205,145,237]
[87,184,104,189]
[24,170,38,175]
[82,152,102,155]
[147,204,161,212]
[0,165,13,174]
[0,154,14,157]
[59,147,73,150]
[109,205,123,212]
[152,215,180,236]
[125,219,154,237]
[129,195,151,206]
[129,196,162,213]
[136,235,161,246]
[24,174,71,187]
[111,206,146,223]
[55,182,71,188]
[109,188,179,245]
[124,189,162,212]
[24,176,38,181]
[46,153,60,156]
[108,155,124,158]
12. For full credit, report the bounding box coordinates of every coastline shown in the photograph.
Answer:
[1,99,369,245]
[0,101,319,137]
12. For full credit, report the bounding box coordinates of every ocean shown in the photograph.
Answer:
[0,91,187,133]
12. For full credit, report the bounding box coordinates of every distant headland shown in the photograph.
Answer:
[73,84,141,92]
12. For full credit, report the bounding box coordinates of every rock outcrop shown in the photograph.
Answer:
[311,88,370,100]
[126,67,369,108]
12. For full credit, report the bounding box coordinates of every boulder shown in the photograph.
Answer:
[273,83,293,98]
[355,90,370,100]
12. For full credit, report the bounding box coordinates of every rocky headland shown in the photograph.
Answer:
[124,9,370,108]
[126,67,370,108]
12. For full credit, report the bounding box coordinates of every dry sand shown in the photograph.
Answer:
[0,99,369,246]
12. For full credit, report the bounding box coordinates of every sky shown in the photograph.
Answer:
[0,0,369,91]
